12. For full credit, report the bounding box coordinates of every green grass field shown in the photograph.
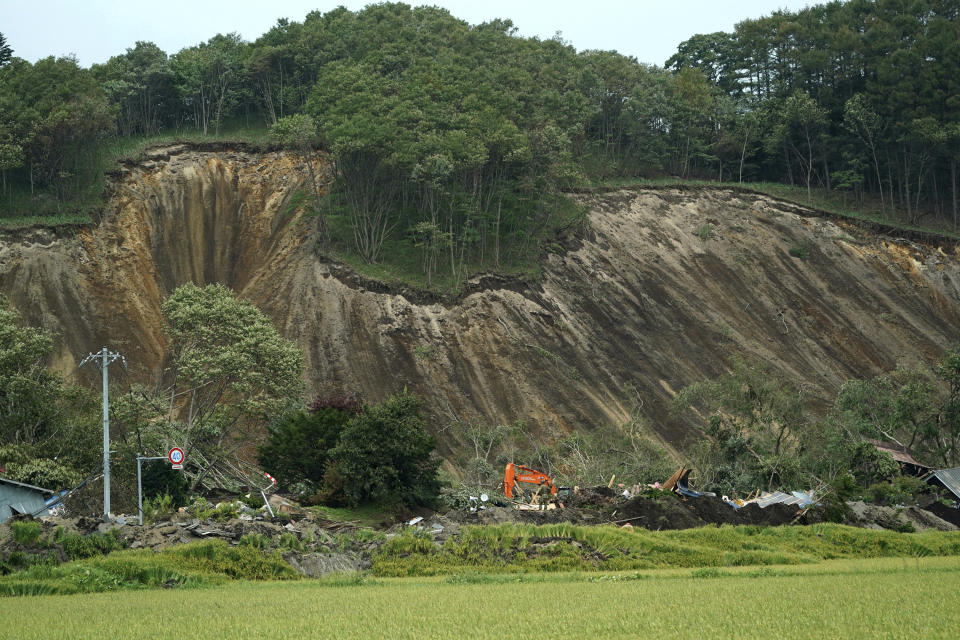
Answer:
[0,557,956,639]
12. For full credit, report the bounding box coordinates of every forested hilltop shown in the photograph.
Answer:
[0,0,958,280]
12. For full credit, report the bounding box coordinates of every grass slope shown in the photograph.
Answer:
[371,523,960,576]
[3,522,957,597]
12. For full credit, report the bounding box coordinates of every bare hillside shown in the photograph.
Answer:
[1,145,957,459]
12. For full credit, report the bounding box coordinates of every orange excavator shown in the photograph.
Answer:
[503,462,558,499]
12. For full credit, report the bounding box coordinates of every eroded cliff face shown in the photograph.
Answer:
[2,145,958,459]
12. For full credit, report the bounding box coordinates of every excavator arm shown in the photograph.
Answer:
[504,462,558,499]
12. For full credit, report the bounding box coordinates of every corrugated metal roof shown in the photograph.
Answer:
[0,476,54,495]
[928,468,960,500]
[864,438,931,468]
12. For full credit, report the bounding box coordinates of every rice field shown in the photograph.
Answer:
[2,556,957,639]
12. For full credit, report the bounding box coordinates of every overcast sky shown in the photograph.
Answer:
[3,1,819,68]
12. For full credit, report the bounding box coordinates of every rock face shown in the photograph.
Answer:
[2,145,959,459]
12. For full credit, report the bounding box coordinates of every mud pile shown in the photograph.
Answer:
[444,487,957,533]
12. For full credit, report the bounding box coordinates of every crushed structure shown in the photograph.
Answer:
[0,477,56,523]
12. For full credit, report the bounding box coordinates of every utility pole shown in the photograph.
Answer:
[79,347,126,520]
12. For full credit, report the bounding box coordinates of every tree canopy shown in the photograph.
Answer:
[115,283,304,491]
[0,297,99,489]
[2,2,958,239]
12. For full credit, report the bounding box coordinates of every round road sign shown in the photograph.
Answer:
[168,447,184,465]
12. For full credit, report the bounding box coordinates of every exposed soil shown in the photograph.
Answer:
[926,501,960,527]
[0,144,958,466]
[444,487,956,532]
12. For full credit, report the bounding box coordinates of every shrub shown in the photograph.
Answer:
[238,533,270,550]
[10,521,42,545]
[54,528,127,560]
[140,464,189,509]
[849,443,899,487]
[278,532,306,552]
[188,497,214,520]
[142,493,175,524]
[788,243,810,259]
[257,395,360,493]
[329,391,440,508]
[868,475,928,505]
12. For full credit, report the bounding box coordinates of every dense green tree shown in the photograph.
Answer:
[2,2,960,246]
[666,67,718,178]
[92,42,175,136]
[115,284,304,491]
[257,395,360,492]
[668,0,960,222]
[0,56,113,201]
[836,349,960,468]
[270,113,328,246]
[171,33,246,135]
[675,355,809,492]
[0,297,99,489]
[328,391,440,507]
[780,89,828,200]
[844,93,886,211]
[0,297,66,445]
[0,33,12,68]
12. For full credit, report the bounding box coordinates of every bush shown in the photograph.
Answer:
[54,528,127,560]
[868,475,929,505]
[142,493,175,524]
[329,391,440,508]
[140,464,189,509]
[10,520,42,545]
[788,243,810,259]
[257,395,360,493]
[849,443,899,487]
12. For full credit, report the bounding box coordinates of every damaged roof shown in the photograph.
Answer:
[864,438,931,469]
[927,468,960,501]
[0,476,54,494]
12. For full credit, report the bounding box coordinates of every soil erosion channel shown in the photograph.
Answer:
[1,144,958,458]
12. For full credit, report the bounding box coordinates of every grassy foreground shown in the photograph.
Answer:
[0,557,957,639]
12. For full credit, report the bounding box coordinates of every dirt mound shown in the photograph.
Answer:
[926,502,960,527]
[685,497,746,525]
[734,502,799,526]
[614,494,803,530]
[449,505,609,527]
[845,501,957,532]
[616,495,704,530]
[565,486,618,510]
[449,491,813,531]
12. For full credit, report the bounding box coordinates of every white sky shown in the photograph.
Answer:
[3,1,819,68]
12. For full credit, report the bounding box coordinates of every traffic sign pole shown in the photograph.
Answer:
[135,448,184,525]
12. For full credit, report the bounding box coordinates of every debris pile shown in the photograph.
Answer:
[461,465,958,533]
